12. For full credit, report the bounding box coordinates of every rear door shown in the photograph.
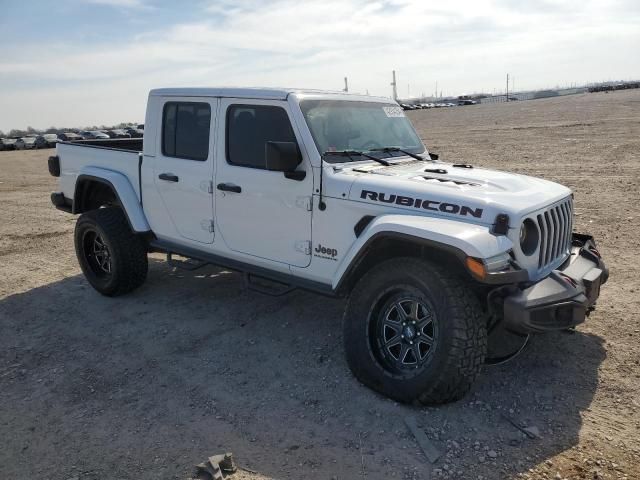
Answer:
[152,98,217,244]
[214,99,313,267]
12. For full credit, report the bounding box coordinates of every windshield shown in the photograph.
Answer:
[300,100,425,163]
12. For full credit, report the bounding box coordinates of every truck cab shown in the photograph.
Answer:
[143,89,316,270]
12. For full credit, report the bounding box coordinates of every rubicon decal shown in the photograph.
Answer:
[360,190,483,218]
[314,244,338,261]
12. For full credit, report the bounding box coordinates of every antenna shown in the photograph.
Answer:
[391,70,398,100]
[318,161,326,211]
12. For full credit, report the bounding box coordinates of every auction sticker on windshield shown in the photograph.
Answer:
[382,106,405,118]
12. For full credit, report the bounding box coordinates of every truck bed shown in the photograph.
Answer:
[56,140,143,203]
[67,138,143,151]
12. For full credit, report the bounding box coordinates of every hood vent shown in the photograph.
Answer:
[353,160,424,175]
[417,176,481,187]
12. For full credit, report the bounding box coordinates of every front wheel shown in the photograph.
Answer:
[343,258,487,405]
[74,207,148,296]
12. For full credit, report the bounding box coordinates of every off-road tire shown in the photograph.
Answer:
[343,257,487,404]
[74,207,148,296]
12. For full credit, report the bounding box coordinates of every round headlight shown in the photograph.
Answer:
[520,219,539,256]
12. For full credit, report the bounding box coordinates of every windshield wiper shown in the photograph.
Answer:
[322,150,390,166]
[369,146,428,162]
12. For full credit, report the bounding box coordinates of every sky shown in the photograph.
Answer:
[0,0,638,132]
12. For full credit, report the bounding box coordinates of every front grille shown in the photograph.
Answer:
[535,197,573,269]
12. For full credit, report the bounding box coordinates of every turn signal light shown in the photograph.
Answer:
[466,257,487,280]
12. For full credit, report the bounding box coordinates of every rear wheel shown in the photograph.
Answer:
[74,207,148,296]
[343,258,487,404]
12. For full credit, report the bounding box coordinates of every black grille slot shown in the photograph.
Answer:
[535,197,573,271]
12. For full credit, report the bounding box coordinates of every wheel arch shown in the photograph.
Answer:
[335,232,470,295]
[333,214,514,294]
[73,169,150,233]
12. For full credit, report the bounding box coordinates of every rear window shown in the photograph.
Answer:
[162,102,211,161]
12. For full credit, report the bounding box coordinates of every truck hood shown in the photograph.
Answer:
[341,159,571,225]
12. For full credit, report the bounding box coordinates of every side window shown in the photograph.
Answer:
[162,102,211,161]
[226,104,297,169]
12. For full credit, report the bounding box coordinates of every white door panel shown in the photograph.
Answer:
[215,99,313,267]
[152,98,217,244]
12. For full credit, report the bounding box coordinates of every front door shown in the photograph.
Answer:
[153,98,217,244]
[214,99,313,267]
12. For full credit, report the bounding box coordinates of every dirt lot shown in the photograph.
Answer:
[1,90,639,480]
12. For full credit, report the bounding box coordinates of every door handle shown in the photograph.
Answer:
[217,182,242,193]
[159,173,179,182]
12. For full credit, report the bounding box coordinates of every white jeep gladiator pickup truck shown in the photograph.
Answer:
[48,87,608,404]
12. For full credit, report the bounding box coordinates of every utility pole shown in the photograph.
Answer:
[435,80,438,99]
[506,73,509,102]
[391,70,398,101]
[343,77,348,93]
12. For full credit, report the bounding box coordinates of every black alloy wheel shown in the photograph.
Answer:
[373,295,439,374]
[82,230,112,277]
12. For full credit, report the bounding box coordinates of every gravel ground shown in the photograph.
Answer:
[1,90,639,480]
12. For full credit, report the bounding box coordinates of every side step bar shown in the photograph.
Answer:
[150,238,335,297]
[165,251,297,297]
[243,273,296,297]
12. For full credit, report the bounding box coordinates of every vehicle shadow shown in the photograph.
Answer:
[0,258,605,480]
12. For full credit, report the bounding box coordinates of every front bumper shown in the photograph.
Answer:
[502,234,608,334]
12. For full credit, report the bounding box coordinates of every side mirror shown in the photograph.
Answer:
[429,152,439,160]
[265,141,301,172]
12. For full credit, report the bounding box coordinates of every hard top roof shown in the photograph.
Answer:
[149,87,392,103]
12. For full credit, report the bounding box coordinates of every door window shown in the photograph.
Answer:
[226,105,296,169]
[162,102,211,161]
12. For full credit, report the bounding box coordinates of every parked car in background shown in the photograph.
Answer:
[34,136,49,149]
[0,138,17,151]
[90,130,110,139]
[38,134,60,148]
[79,130,110,139]
[105,129,131,138]
[15,137,37,150]
[58,132,84,142]
[124,127,144,138]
